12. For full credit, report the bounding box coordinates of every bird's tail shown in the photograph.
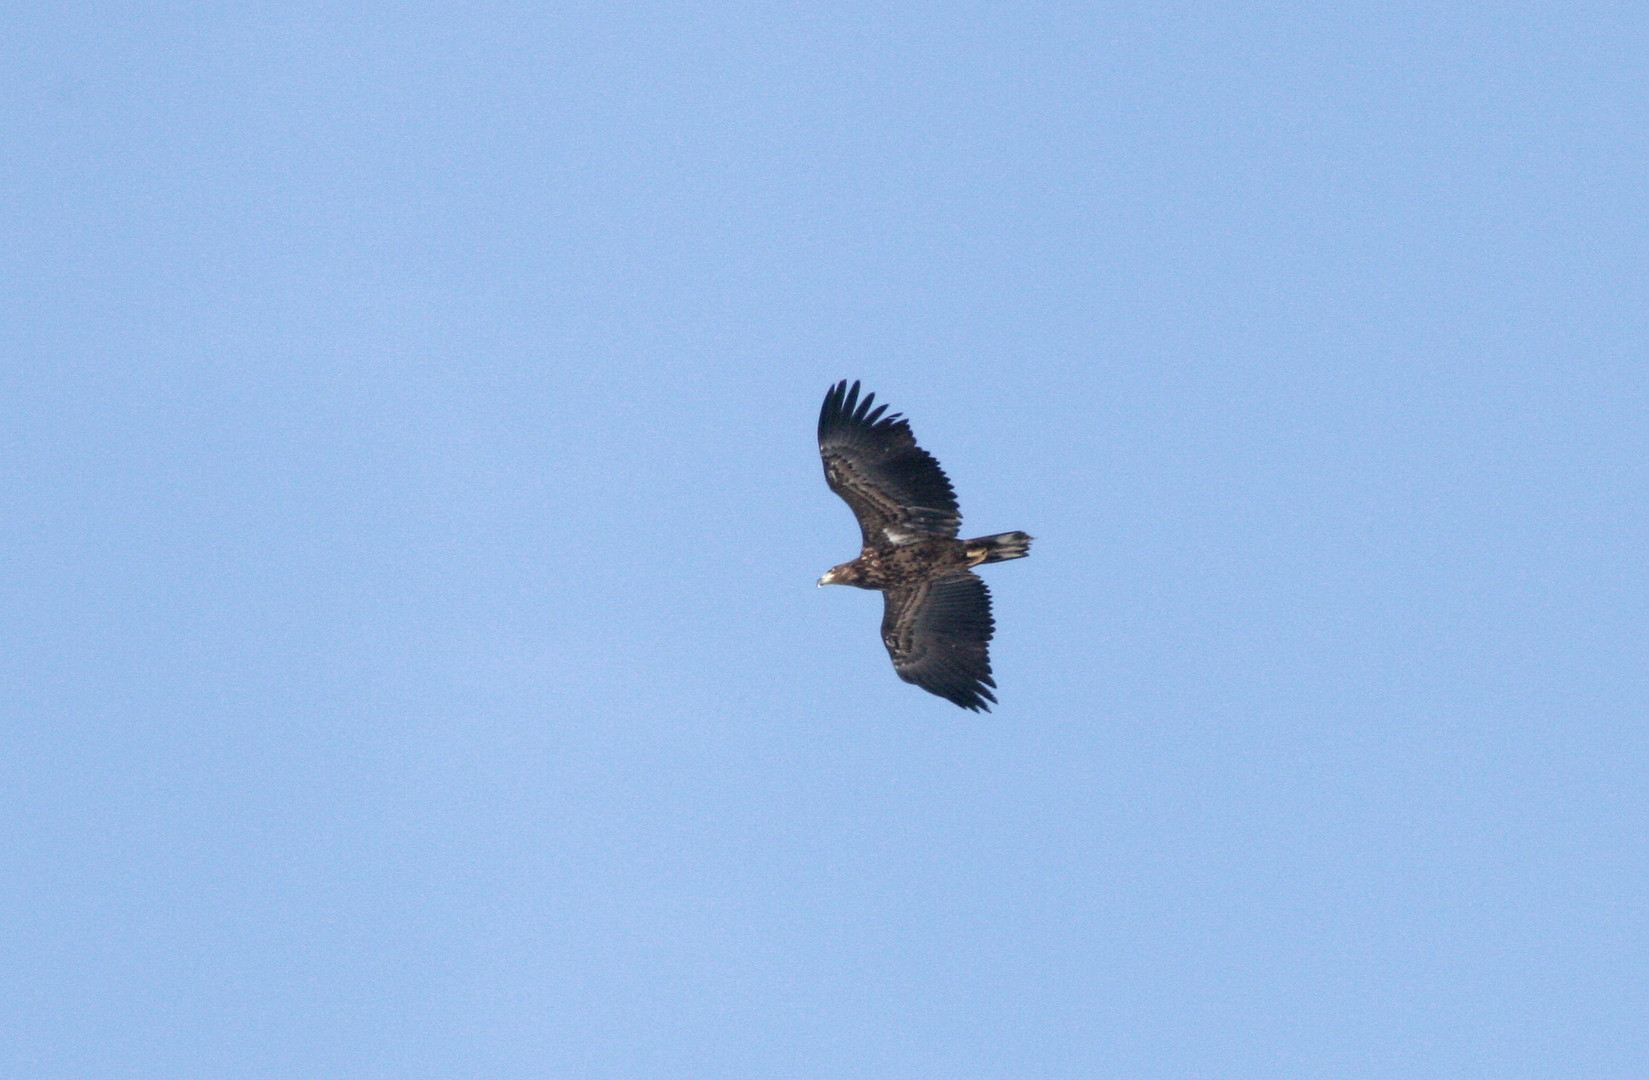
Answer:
[965,531,1034,564]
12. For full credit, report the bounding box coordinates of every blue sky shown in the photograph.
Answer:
[5,4,1646,1077]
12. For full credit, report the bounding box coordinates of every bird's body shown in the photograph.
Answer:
[816,380,1032,711]
[818,533,1031,590]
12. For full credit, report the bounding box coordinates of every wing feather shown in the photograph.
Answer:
[819,380,961,546]
[880,573,997,712]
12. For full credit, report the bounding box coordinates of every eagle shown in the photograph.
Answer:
[817,380,1032,711]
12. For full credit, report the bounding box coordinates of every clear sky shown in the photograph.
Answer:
[5,4,1646,1077]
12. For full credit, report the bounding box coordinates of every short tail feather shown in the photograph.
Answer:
[966,531,1033,564]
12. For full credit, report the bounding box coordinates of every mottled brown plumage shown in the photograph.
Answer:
[817,380,1032,711]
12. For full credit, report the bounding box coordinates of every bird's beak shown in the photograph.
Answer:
[817,570,835,587]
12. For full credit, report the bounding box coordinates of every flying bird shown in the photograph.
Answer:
[817,380,1032,711]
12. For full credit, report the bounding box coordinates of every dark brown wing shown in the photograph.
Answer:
[819,380,961,547]
[881,573,997,712]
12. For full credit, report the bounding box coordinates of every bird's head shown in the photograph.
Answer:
[817,562,859,587]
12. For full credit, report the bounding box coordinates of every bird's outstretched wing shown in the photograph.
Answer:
[819,380,960,547]
[881,573,997,711]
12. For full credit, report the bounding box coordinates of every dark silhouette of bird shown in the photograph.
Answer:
[817,380,1032,711]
